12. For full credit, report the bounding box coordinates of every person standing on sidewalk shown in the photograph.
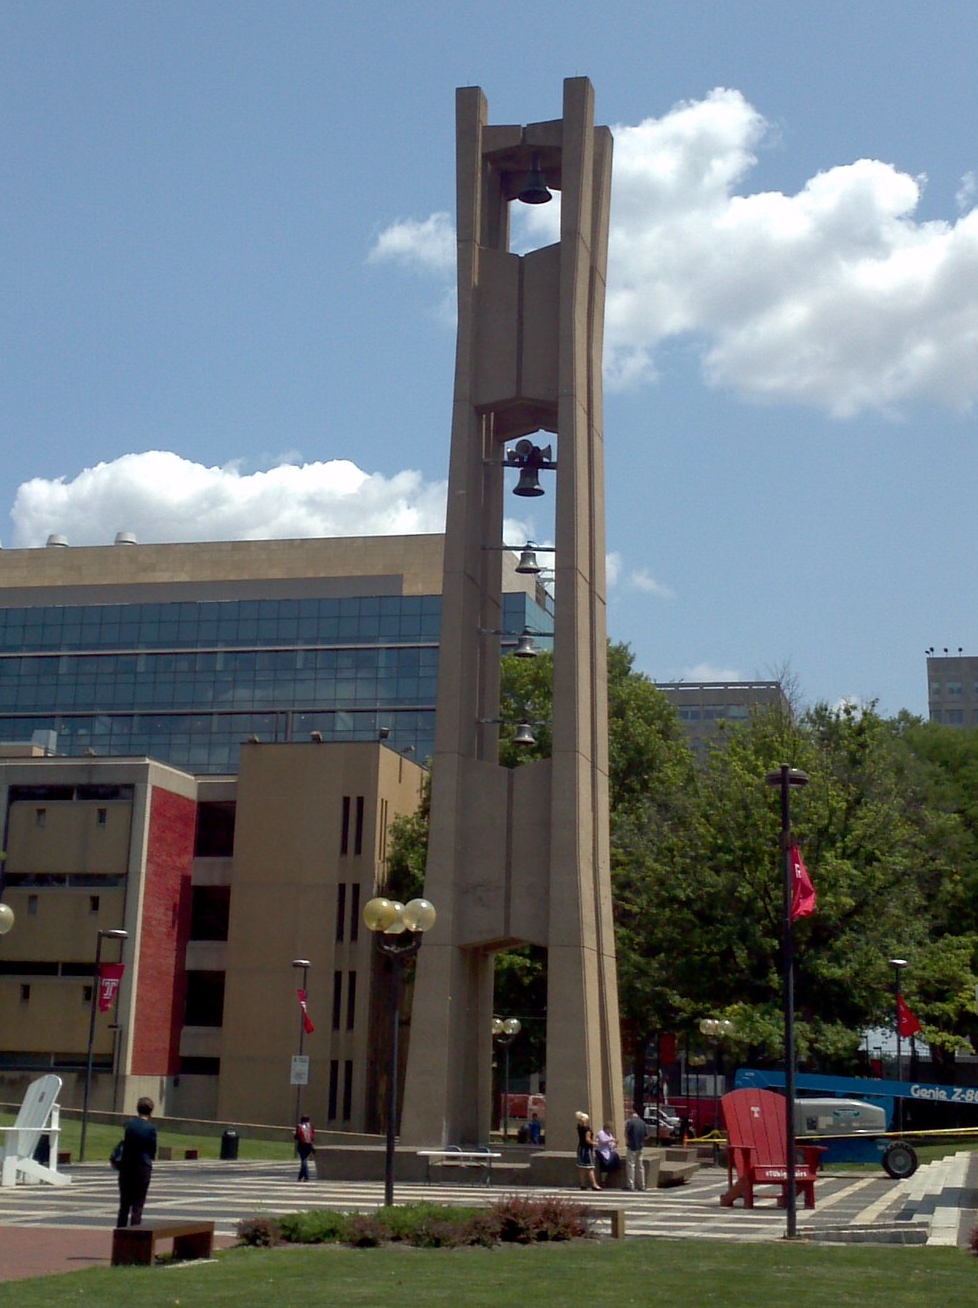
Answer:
[295,1114,315,1182]
[624,1108,650,1191]
[116,1097,157,1227]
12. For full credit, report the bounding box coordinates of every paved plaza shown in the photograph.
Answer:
[0,1153,974,1280]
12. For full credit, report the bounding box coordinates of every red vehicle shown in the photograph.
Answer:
[671,1096,725,1137]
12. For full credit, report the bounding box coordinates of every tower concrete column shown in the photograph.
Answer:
[400,77,622,1153]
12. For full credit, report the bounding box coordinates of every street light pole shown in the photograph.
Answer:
[698,1017,734,1145]
[79,928,127,1163]
[292,959,312,1126]
[766,764,809,1240]
[890,958,908,1132]
[363,897,437,1207]
[492,1017,521,1141]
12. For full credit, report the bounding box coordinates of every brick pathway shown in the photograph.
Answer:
[0,1225,114,1282]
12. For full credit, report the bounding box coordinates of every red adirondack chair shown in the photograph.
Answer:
[719,1088,823,1209]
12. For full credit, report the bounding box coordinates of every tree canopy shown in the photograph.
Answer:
[386,646,978,1081]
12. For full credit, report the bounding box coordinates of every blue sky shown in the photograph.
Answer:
[4,2,978,718]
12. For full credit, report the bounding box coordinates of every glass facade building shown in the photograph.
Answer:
[0,567,551,774]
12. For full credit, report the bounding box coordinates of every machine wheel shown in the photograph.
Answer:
[882,1140,918,1179]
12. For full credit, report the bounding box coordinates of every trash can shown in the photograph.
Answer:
[220,1128,239,1160]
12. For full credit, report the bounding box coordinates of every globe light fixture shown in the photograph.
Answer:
[364,896,437,1205]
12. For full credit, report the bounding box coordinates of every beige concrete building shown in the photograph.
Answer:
[0,741,424,1128]
[217,740,424,1129]
[0,530,551,1128]
[657,681,790,756]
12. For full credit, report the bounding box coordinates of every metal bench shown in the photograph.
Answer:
[417,1148,502,1186]
[111,1220,215,1266]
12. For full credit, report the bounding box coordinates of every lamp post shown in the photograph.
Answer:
[79,928,128,1163]
[363,896,437,1207]
[109,1023,123,1114]
[292,958,312,1126]
[890,958,908,1132]
[492,1017,522,1141]
[766,764,810,1240]
[698,1017,734,1146]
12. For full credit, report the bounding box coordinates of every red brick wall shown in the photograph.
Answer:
[130,787,196,1075]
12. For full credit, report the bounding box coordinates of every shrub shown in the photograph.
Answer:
[278,1210,349,1244]
[491,1194,539,1243]
[240,1197,589,1251]
[406,1217,468,1248]
[456,1211,502,1247]
[969,1224,978,1256]
[533,1194,590,1241]
[378,1202,482,1241]
[236,1215,281,1247]
[490,1193,590,1243]
[344,1213,392,1247]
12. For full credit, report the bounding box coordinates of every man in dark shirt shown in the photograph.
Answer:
[116,1096,157,1227]
[624,1109,650,1191]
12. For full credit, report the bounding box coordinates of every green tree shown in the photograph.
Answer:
[385,772,430,903]
[387,664,978,1084]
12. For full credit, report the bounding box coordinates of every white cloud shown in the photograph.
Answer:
[957,172,978,214]
[831,695,866,717]
[681,662,743,683]
[367,211,455,272]
[372,88,978,417]
[10,451,448,548]
[627,568,675,599]
[606,551,623,587]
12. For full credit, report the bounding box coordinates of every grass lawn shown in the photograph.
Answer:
[0,1112,294,1163]
[0,1238,974,1308]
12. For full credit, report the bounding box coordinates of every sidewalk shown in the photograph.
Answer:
[0,1225,237,1283]
[0,1225,114,1282]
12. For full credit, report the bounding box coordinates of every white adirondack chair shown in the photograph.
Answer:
[0,1074,70,1187]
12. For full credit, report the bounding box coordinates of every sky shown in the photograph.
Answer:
[4,2,978,718]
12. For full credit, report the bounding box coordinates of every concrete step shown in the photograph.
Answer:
[906,1154,955,1203]
[806,1221,929,1246]
[896,1149,977,1247]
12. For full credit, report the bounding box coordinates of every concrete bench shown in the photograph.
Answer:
[111,1220,215,1266]
[642,1146,700,1187]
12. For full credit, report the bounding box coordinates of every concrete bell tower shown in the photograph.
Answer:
[399,77,622,1154]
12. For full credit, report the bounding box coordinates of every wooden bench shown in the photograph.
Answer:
[111,1220,215,1266]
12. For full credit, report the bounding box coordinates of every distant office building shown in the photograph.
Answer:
[0,532,551,1127]
[0,740,424,1130]
[927,653,978,727]
[656,681,789,754]
[0,534,552,772]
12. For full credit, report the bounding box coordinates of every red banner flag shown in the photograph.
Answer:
[897,994,922,1037]
[790,843,816,921]
[98,961,125,1012]
[297,988,315,1034]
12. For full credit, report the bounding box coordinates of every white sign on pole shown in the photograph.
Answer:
[290,1055,310,1086]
